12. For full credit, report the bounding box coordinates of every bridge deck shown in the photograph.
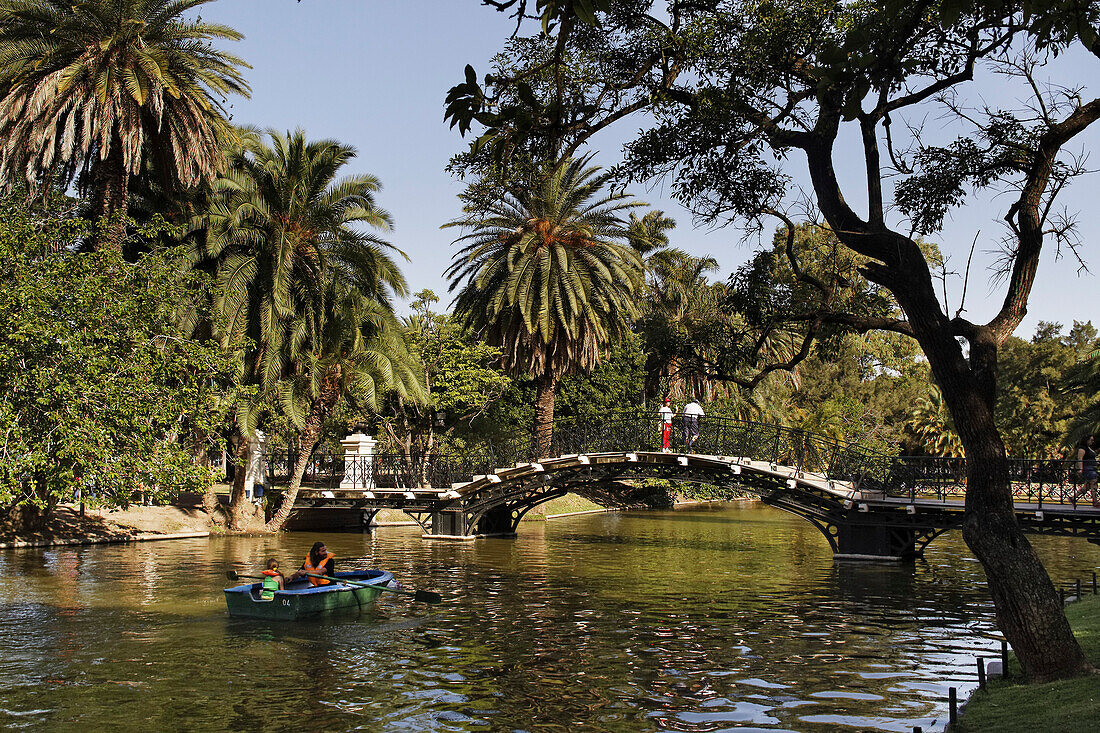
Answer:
[296,450,1100,518]
[292,449,1100,506]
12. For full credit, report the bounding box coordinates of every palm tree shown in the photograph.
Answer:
[638,247,728,401]
[192,128,410,529]
[627,209,676,255]
[0,0,250,250]
[264,289,423,532]
[446,157,645,457]
[906,387,965,458]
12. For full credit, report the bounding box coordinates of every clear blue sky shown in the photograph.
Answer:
[202,0,1098,338]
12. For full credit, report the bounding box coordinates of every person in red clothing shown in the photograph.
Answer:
[290,542,335,586]
[658,398,674,452]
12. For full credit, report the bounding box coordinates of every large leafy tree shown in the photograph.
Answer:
[0,198,235,524]
[452,1,1100,679]
[1064,324,1100,443]
[192,128,411,529]
[996,322,1097,457]
[446,157,645,456]
[0,0,250,250]
[374,290,511,483]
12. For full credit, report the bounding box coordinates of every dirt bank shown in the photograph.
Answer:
[0,500,266,549]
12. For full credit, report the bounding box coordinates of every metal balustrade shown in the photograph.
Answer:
[258,413,1094,507]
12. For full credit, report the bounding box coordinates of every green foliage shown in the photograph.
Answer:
[706,376,792,426]
[556,331,646,416]
[637,247,733,401]
[0,0,250,241]
[412,293,510,420]
[996,322,1096,457]
[445,1,612,154]
[730,224,899,355]
[894,121,1037,236]
[446,156,645,383]
[191,128,410,396]
[0,201,237,512]
[906,386,965,457]
[374,290,510,453]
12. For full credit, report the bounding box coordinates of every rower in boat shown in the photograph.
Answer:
[289,542,335,586]
[259,559,285,600]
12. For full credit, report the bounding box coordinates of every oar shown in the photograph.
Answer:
[225,570,441,605]
[303,572,442,605]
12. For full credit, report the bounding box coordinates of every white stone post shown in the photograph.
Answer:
[244,430,267,500]
[340,431,377,491]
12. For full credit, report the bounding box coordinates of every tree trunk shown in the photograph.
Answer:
[419,422,435,489]
[226,433,253,531]
[90,142,129,253]
[264,401,325,532]
[801,117,1090,680]
[265,370,340,532]
[191,423,219,517]
[923,332,1091,681]
[201,485,220,517]
[885,270,1092,680]
[532,373,556,459]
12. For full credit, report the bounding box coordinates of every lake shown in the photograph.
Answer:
[1,502,1097,732]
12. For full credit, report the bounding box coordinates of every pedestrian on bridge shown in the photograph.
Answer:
[683,397,704,451]
[1075,435,1099,507]
[658,398,674,452]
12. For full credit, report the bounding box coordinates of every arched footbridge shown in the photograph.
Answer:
[267,414,1100,561]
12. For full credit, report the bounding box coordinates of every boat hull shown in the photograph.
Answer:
[224,569,394,620]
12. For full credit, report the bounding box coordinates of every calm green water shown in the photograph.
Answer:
[1,503,1098,733]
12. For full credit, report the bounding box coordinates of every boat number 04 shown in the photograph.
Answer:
[283,599,291,606]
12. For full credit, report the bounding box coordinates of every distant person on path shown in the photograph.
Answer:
[658,398,674,452]
[1075,435,1099,507]
[683,397,704,451]
[290,542,336,586]
[259,558,285,599]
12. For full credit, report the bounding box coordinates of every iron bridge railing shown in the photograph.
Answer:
[262,413,1093,508]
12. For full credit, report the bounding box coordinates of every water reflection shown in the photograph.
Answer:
[0,504,1097,732]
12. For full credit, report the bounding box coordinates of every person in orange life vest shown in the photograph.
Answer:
[290,542,336,586]
[259,558,285,600]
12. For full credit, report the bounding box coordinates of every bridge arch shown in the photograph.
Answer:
[422,451,949,560]
[291,413,1100,560]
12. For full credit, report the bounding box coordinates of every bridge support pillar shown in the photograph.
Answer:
[834,523,919,562]
[423,505,521,540]
[424,508,473,539]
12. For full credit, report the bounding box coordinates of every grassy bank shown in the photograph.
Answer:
[955,594,1100,732]
[370,494,607,525]
[525,493,606,518]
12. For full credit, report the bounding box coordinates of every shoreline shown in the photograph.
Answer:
[951,592,1099,731]
[1,497,758,550]
[0,530,211,550]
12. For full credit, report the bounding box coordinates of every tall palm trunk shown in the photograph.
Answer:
[263,400,324,532]
[90,142,129,252]
[532,373,556,459]
[226,432,252,530]
[191,422,220,517]
[264,371,340,532]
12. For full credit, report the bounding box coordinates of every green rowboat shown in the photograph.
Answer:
[224,569,394,620]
